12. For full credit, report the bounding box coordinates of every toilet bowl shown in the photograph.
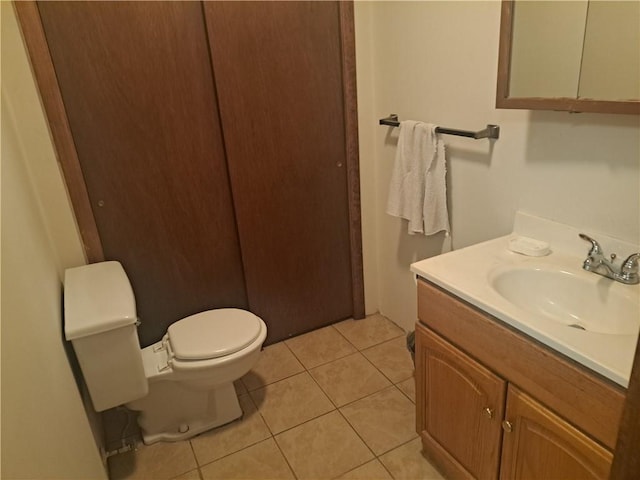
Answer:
[64,261,267,445]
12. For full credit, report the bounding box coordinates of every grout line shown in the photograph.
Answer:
[242,370,303,393]
[269,408,338,438]
[329,323,361,351]
[190,398,274,470]
[381,463,396,480]
[281,336,309,369]
[332,314,406,351]
[280,338,358,373]
[247,371,338,435]
[377,437,422,480]
[186,439,199,468]
[395,375,417,404]
[243,341,306,392]
[195,437,275,472]
[334,406,378,460]
[271,434,299,480]
[168,465,203,480]
[335,382,395,410]
[305,355,352,410]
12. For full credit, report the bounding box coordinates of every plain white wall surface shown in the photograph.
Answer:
[354,3,379,316]
[1,2,86,275]
[1,100,106,479]
[1,3,104,478]
[354,1,640,332]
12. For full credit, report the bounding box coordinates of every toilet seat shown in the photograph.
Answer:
[167,309,262,361]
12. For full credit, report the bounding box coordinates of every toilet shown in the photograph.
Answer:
[64,261,267,445]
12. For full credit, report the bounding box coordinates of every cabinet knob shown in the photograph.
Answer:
[483,407,494,419]
[502,420,513,433]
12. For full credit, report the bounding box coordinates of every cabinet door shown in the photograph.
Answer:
[416,325,506,480]
[203,1,355,343]
[500,385,612,480]
[37,1,248,346]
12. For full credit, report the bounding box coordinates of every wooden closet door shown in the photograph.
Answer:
[204,2,356,343]
[37,1,248,346]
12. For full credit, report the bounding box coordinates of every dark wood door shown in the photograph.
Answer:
[204,1,355,343]
[37,1,248,346]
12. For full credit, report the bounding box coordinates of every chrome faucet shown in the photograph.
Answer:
[579,233,640,285]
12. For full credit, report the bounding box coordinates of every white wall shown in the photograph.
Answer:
[355,1,640,332]
[1,3,105,478]
[355,2,379,316]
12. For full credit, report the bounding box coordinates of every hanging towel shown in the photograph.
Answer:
[386,120,450,235]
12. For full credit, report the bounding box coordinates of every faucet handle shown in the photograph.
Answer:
[579,233,603,256]
[621,253,640,274]
[620,253,640,284]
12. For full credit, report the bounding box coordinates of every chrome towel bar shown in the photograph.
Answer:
[379,114,500,140]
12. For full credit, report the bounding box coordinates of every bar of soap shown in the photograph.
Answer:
[508,236,550,257]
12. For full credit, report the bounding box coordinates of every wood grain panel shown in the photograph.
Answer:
[14,1,103,262]
[611,333,640,479]
[417,279,625,450]
[417,325,506,480]
[338,1,365,321]
[37,1,247,345]
[500,386,612,480]
[204,1,355,343]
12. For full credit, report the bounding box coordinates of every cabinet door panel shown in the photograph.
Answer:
[417,280,624,450]
[500,386,612,480]
[38,1,247,346]
[416,325,506,480]
[204,1,354,343]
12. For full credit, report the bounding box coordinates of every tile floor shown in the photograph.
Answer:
[107,314,445,480]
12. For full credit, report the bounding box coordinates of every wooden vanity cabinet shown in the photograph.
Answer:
[418,328,505,479]
[416,279,625,480]
[500,385,612,480]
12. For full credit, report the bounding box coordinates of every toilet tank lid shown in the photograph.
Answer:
[64,261,137,340]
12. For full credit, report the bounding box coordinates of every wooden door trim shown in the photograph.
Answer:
[14,1,104,263]
[611,334,640,479]
[338,1,365,320]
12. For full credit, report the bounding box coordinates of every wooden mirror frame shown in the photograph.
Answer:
[496,0,640,115]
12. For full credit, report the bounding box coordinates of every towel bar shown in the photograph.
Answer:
[379,114,500,140]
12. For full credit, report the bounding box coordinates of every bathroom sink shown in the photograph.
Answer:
[489,265,640,335]
[411,212,640,386]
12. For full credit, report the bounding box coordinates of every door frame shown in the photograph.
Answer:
[14,0,365,319]
[611,333,640,478]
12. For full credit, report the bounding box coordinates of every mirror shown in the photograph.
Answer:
[496,0,640,114]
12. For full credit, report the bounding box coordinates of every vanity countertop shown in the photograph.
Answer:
[410,213,640,387]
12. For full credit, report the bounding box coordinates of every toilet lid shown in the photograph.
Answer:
[167,309,263,360]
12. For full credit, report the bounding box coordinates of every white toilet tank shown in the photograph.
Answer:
[64,261,148,411]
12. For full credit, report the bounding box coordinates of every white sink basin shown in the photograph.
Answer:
[411,213,640,387]
[489,265,640,335]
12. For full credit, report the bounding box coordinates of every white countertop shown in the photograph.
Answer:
[410,213,640,388]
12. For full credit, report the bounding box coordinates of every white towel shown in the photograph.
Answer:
[386,120,450,236]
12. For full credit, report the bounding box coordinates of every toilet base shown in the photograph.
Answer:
[141,408,241,444]
[128,381,243,445]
